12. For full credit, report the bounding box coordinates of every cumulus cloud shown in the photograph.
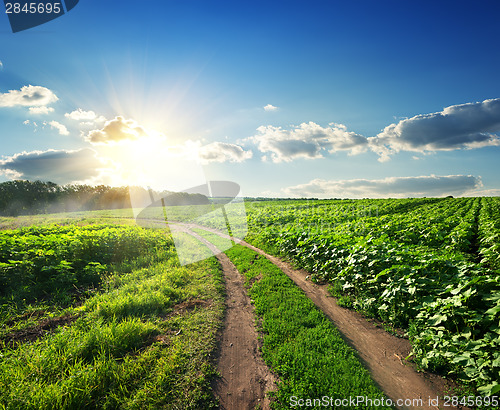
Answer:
[283,175,481,198]
[28,106,54,115]
[0,148,106,185]
[251,122,368,162]
[0,61,3,70]
[264,104,278,111]
[85,116,147,144]
[249,98,500,163]
[198,142,253,164]
[65,108,106,123]
[0,85,58,108]
[48,120,69,136]
[370,98,500,161]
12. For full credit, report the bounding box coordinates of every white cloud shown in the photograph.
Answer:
[0,61,3,70]
[250,98,500,163]
[0,85,58,107]
[65,108,106,123]
[29,106,54,115]
[370,98,500,161]
[251,122,368,162]
[0,148,106,185]
[283,175,481,198]
[264,104,278,111]
[462,188,500,197]
[85,116,148,144]
[198,142,253,164]
[49,120,69,136]
[23,119,40,132]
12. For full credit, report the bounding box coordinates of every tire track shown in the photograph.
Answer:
[180,223,465,410]
[171,225,277,409]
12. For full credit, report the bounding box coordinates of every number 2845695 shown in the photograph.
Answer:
[5,3,62,14]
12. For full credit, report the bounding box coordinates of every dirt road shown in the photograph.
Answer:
[171,226,277,409]
[177,223,464,410]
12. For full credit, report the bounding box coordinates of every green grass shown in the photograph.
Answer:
[0,214,226,409]
[171,231,215,265]
[225,245,390,409]
[0,208,137,230]
[190,227,234,251]
[0,256,225,409]
[0,224,175,330]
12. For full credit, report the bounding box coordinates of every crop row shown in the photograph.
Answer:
[245,197,500,396]
[478,197,500,270]
[0,224,174,307]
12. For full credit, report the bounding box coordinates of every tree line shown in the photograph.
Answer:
[0,180,209,216]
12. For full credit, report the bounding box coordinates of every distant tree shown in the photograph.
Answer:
[0,180,61,216]
[0,180,207,216]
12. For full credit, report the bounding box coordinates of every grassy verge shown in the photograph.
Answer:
[225,245,391,409]
[0,226,225,409]
[0,209,137,230]
[190,227,233,251]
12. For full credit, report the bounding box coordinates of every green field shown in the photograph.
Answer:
[245,196,500,396]
[1,196,499,408]
[0,223,224,409]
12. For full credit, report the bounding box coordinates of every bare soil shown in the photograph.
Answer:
[1,313,78,348]
[213,252,278,410]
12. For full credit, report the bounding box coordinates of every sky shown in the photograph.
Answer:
[1,0,500,198]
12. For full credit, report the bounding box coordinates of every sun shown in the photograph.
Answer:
[95,128,206,192]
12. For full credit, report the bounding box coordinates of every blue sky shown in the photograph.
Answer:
[1,0,499,197]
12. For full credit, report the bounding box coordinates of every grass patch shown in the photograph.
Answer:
[171,231,215,265]
[0,224,174,325]
[0,249,225,409]
[225,245,390,409]
[190,227,233,251]
[0,209,137,230]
